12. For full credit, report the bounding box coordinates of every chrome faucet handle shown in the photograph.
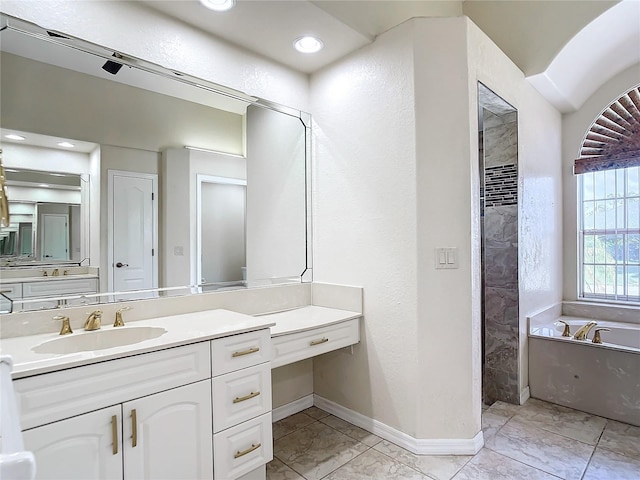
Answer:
[592,328,610,344]
[54,315,73,335]
[114,306,132,327]
[558,320,571,337]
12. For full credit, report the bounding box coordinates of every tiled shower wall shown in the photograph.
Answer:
[482,110,520,405]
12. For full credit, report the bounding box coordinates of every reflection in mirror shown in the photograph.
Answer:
[0,15,312,312]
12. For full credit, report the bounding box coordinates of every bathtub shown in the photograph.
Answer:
[528,315,640,426]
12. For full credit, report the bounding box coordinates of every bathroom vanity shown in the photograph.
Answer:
[1,289,362,480]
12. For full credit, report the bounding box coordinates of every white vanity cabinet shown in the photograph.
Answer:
[14,327,273,480]
[22,405,123,480]
[23,381,213,480]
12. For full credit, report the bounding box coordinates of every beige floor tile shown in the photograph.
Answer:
[482,410,511,441]
[303,406,331,420]
[485,400,522,418]
[266,457,305,480]
[274,421,369,480]
[373,441,472,480]
[452,448,559,480]
[583,446,640,480]
[324,449,431,480]
[513,398,607,445]
[273,412,316,440]
[484,417,594,479]
[320,415,383,447]
[599,420,640,459]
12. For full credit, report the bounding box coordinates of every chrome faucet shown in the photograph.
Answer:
[84,310,102,331]
[573,320,598,340]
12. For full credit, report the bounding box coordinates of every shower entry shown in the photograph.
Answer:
[478,83,521,405]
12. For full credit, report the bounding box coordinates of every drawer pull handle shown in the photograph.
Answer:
[111,415,118,455]
[310,337,329,346]
[131,409,138,448]
[232,347,260,357]
[233,391,261,404]
[234,443,261,459]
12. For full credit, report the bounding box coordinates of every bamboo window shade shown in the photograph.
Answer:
[574,85,640,175]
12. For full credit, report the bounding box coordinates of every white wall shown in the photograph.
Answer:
[311,16,563,441]
[562,64,640,301]
[311,21,420,436]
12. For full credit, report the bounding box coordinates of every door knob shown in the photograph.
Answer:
[115,262,129,268]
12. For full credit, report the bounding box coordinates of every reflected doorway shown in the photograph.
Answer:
[196,175,247,287]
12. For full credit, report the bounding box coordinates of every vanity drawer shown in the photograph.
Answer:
[272,318,360,368]
[213,412,272,480]
[0,283,22,299]
[15,342,211,430]
[212,362,272,433]
[211,329,271,376]
[22,278,98,298]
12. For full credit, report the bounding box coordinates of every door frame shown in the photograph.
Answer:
[194,174,247,288]
[107,170,158,294]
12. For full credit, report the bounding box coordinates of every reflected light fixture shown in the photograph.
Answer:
[199,0,235,12]
[57,142,75,148]
[293,36,324,54]
[4,134,25,141]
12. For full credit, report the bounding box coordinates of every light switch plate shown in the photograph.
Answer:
[435,247,458,269]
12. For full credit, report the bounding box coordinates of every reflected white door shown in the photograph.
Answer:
[41,214,69,261]
[200,181,246,283]
[109,171,157,294]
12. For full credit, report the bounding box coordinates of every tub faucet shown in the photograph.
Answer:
[84,310,102,331]
[573,320,598,341]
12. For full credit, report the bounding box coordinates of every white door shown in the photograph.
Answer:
[41,214,69,261]
[123,381,213,480]
[23,405,123,480]
[109,171,157,294]
[200,181,246,283]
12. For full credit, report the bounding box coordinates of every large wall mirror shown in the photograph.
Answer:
[0,15,312,312]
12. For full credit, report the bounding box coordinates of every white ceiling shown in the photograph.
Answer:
[138,0,639,112]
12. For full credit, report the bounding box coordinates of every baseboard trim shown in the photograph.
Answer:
[313,394,484,455]
[520,386,531,405]
[272,394,314,422]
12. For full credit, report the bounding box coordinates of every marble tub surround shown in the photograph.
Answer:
[267,399,640,480]
[0,282,363,340]
[562,300,640,325]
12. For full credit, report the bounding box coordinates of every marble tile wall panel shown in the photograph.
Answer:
[484,119,517,168]
[484,367,519,405]
[484,205,518,248]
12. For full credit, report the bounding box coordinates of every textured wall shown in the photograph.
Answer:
[311,21,420,436]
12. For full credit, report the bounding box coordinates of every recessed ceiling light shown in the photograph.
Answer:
[293,36,324,54]
[57,142,75,148]
[39,184,50,188]
[199,0,235,12]
[5,134,26,141]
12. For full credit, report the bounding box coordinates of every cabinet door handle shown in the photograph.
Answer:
[234,443,261,459]
[310,337,329,346]
[131,409,138,448]
[232,347,259,357]
[233,391,261,404]
[111,415,118,455]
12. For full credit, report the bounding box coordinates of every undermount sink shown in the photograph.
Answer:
[32,326,167,355]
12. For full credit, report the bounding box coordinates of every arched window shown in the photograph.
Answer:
[575,85,640,302]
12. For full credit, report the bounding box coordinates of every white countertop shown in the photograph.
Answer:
[264,305,362,337]
[1,309,275,379]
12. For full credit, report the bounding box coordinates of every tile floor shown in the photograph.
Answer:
[267,399,640,480]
